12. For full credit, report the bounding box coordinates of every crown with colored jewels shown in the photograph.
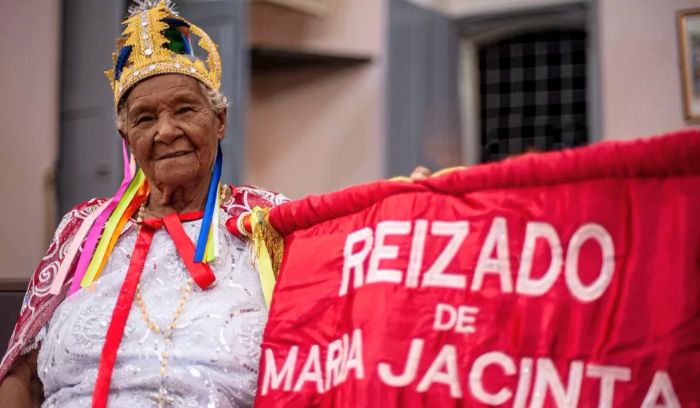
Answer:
[105,0,222,108]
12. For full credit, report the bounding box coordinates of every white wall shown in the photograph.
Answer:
[0,0,60,279]
[598,0,699,140]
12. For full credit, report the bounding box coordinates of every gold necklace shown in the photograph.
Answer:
[135,278,194,407]
[132,185,231,406]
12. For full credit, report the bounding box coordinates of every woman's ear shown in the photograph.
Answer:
[216,107,228,141]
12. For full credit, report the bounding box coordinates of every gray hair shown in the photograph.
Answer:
[116,80,228,131]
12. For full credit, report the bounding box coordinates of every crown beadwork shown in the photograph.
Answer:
[105,0,222,108]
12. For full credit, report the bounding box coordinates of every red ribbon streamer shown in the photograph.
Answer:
[92,225,154,408]
[162,213,216,290]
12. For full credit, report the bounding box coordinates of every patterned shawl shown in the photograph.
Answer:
[0,185,287,382]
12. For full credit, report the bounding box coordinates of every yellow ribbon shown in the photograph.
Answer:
[81,170,146,288]
[249,207,282,308]
[203,183,220,263]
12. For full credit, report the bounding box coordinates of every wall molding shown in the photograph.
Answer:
[0,280,29,292]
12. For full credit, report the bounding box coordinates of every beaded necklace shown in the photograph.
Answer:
[130,185,231,407]
[136,278,193,407]
[91,182,229,408]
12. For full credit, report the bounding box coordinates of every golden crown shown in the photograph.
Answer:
[105,0,222,108]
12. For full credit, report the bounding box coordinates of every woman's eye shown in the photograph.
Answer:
[177,106,194,115]
[135,116,153,125]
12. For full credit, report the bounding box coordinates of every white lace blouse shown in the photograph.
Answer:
[36,218,267,407]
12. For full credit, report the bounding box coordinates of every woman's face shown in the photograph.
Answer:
[120,74,226,192]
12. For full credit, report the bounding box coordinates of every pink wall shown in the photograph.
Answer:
[444,0,584,17]
[598,0,700,139]
[0,0,60,279]
[249,1,384,54]
[247,1,386,199]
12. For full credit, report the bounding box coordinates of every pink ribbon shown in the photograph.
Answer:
[66,141,135,296]
[48,200,112,295]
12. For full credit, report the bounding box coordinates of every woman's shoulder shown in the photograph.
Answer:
[0,197,110,382]
[60,197,109,223]
[46,197,109,253]
[221,184,289,216]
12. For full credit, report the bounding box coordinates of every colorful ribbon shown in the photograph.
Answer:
[88,180,149,285]
[249,208,278,308]
[67,143,222,295]
[203,183,221,262]
[67,141,135,296]
[162,213,216,289]
[194,143,222,263]
[76,170,146,292]
[49,200,112,295]
[92,224,154,408]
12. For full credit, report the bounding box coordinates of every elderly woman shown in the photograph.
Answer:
[0,1,286,407]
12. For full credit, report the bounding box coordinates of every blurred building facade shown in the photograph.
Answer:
[0,0,697,280]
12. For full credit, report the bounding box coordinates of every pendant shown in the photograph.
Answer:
[150,387,175,408]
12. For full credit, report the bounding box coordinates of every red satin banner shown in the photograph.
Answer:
[255,130,700,407]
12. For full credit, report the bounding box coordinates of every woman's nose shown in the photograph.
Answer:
[153,114,183,144]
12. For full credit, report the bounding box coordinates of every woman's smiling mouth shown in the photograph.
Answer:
[156,150,194,160]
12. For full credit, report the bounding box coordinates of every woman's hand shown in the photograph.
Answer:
[410,166,432,181]
[0,349,43,408]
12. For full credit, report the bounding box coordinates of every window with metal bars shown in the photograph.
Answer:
[479,29,588,162]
